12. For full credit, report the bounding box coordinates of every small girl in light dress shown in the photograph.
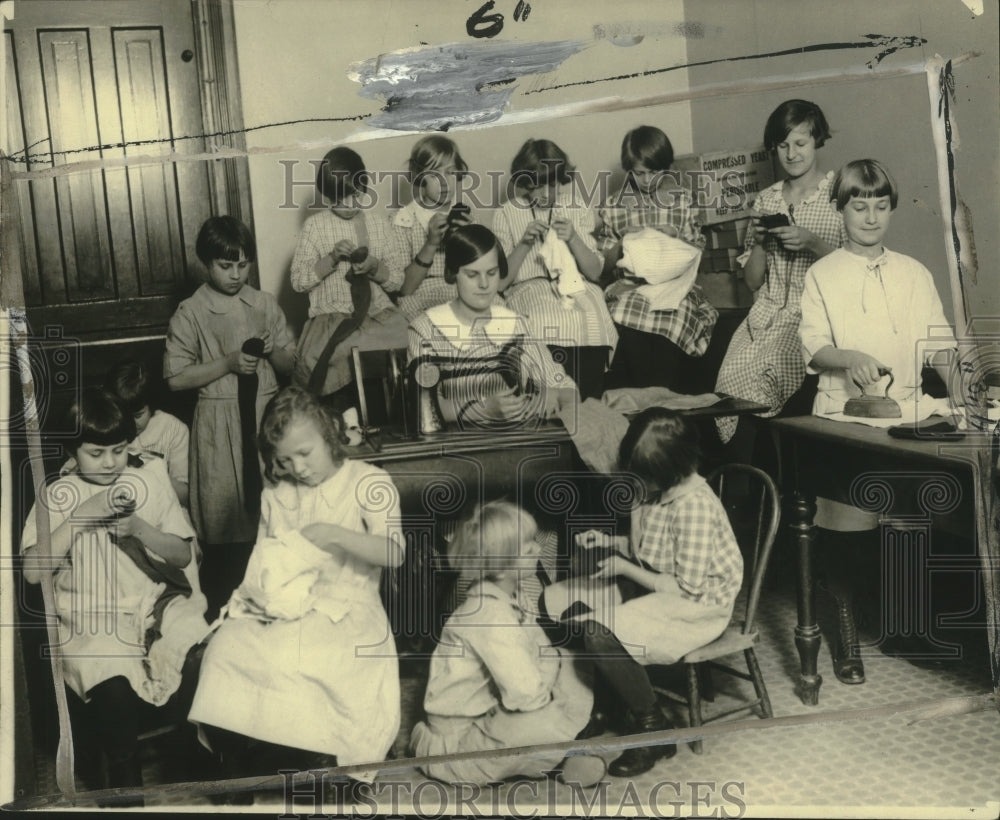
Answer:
[410,500,605,787]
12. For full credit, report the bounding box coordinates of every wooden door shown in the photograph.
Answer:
[4,0,212,339]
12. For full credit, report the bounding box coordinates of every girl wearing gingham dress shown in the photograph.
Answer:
[714,100,845,443]
[597,126,716,391]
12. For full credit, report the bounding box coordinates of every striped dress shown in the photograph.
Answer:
[492,186,617,351]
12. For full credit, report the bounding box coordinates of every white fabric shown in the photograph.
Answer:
[800,248,956,416]
[619,228,701,310]
[538,229,587,303]
[189,459,402,768]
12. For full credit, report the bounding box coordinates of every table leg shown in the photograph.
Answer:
[789,490,823,705]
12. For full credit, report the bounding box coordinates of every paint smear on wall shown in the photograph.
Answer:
[593,20,724,46]
[348,40,586,131]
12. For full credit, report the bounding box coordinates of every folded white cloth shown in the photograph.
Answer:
[620,228,701,311]
[539,228,587,304]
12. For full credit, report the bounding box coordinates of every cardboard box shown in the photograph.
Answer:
[696,271,754,308]
[674,147,777,225]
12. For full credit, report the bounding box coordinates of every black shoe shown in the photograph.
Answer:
[607,707,676,778]
[832,596,865,685]
[575,710,608,740]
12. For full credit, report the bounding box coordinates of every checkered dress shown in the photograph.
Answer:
[492,188,618,350]
[598,188,715,354]
[632,474,743,609]
[596,186,706,252]
[290,209,404,318]
[391,201,458,320]
[714,172,845,442]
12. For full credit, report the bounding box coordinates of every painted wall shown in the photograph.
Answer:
[231,0,696,330]
[681,0,999,325]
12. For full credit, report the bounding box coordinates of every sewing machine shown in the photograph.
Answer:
[409,337,529,436]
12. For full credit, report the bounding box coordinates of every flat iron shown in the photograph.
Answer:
[843,367,902,419]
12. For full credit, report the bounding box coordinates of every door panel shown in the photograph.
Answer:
[5,0,212,338]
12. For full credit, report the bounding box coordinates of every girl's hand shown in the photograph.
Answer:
[591,552,623,580]
[519,220,548,246]
[72,491,118,523]
[113,513,137,539]
[748,212,770,243]
[574,530,629,552]
[844,351,890,387]
[259,330,274,357]
[769,225,816,253]
[426,212,449,248]
[332,239,356,262]
[227,350,259,375]
[551,217,576,243]
[481,387,533,422]
[354,254,383,282]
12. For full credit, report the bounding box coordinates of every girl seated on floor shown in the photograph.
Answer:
[407,223,578,428]
[21,389,209,802]
[543,408,743,777]
[188,386,404,797]
[410,500,605,787]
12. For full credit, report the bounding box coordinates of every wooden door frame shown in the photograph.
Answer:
[192,0,254,233]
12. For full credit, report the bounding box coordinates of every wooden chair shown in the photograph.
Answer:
[349,346,409,432]
[653,463,781,754]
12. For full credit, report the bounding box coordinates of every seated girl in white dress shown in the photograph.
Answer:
[188,386,404,795]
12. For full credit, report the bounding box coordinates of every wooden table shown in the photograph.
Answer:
[769,416,999,705]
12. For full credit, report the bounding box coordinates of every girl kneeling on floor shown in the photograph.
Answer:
[410,500,606,787]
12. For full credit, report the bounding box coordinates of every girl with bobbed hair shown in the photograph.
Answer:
[407,224,578,427]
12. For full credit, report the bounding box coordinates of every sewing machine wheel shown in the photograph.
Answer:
[413,361,441,389]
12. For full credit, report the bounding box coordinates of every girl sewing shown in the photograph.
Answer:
[543,408,743,777]
[164,216,296,614]
[492,138,618,399]
[597,125,717,391]
[188,386,404,794]
[21,389,209,800]
[407,223,578,428]
[290,146,409,406]
[392,135,474,320]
